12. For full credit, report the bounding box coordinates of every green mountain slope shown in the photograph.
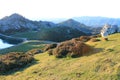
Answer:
[0,33,120,80]
[12,26,87,42]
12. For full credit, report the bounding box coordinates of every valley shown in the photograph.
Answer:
[0,0,120,79]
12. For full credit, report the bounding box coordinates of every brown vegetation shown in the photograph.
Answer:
[90,35,98,38]
[73,35,101,42]
[90,38,101,42]
[102,38,108,41]
[79,36,91,42]
[52,40,91,58]
[44,43,57,52]
[47,49,53,56]
[0,52,34,73]
[26,49,42,56]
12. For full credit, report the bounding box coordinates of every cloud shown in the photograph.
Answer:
[0,0,120,20]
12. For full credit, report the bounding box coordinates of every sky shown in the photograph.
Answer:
[0,0,120,20]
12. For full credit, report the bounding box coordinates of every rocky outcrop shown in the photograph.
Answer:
[0,13,37,32]
[101,24,120,37]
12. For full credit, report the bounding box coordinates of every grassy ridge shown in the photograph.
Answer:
[0,33,120,80]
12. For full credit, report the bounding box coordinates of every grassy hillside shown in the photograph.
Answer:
[0,33,120,80]
[0,40,54,54]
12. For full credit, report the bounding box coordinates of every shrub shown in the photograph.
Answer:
[44,43,57,52]
[47,49,53,56]
[71,38,81,42]
[90,38,101,42]
[79,36,91,42]
[102,38,108,41]
[26,49,42,56]
[0,52,34,73]
[90,35,98,38]
[53,40,91,58]
[97,34,102,37]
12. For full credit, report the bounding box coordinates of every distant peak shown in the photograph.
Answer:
[9,13,24,18]
[11,13,21,16]
[67,19,75,21]
[60,18,81,24]
[66,19,77,22]
[1,13,25,21]
[58,19,79,24]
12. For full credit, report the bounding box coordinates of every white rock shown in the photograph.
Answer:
[101,24,120,37]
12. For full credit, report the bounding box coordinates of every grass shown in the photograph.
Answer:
[0,40,54,54]
[0,33,120,80]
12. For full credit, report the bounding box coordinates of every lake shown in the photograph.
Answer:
[0,34,26,49]
[0,39,14,49]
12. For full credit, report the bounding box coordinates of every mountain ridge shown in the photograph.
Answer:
[73,16,120,27]
[48,16,120,27]
[0,13,56,34]
[2,13,118,38]
[0,13,93,35]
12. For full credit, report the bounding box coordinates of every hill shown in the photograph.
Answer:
[57,19,92,35]
[0,33,120,80]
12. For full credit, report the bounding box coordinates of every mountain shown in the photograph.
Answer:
[0,13,37,32]
[0,13,94,42]
[57,19,92,35]
[0,13,56,34]
[0,14,104,36]
[73,16,120,27]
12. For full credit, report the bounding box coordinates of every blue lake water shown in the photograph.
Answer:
[0,39,13,49]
